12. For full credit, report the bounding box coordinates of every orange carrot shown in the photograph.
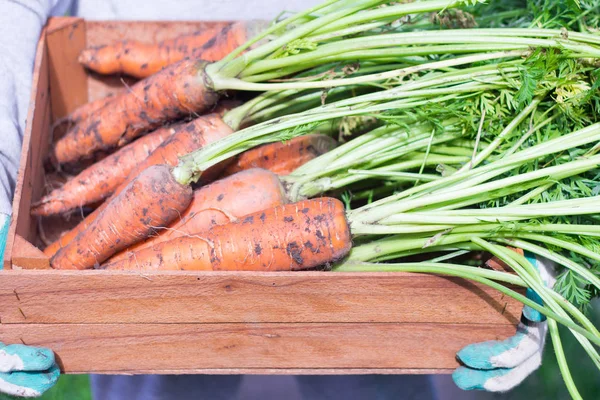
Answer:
[102,197,351,271]
[78,21,259,79]
[52,58,219,165]
[67,93,118,123]
[32,123,180,216]
[43,114,233,257]
[222,134,337,176]
[107,168,287,263]
[51,164,193,270]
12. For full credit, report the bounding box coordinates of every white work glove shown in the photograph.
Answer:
[452,251,556,392]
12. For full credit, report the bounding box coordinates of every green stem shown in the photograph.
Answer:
[335,261,527,286]
[494,238,600,292]
[243,45,525,82]
[355,122,600,212]
[210,51,526,91]
[548,319,583,400]
[214,0,384,76]
[457,96,543,172]
[350,154,600,225]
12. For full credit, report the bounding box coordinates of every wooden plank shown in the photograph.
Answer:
[0,322,516,373]
[77,368,453,375]
[4,28,50,270]
[46,17,88,120]
[0,271,522,325]
[11,235,50,270]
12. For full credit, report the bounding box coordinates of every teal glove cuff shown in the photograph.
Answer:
[0,213,9,270]
[522,250,555,323]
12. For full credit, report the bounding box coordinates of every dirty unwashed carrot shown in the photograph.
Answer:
[52,58,219,165]
[33,123,180,216]
[51,164,193,270]
[36,101,240,217]
[103,197,351,271]
[43,114,233,257]
[66,93,118,123]
[107,168,288,263]
[107,135,337,262]
[222,134,337,176]
[78,24,226,78]
[79,21,260,79]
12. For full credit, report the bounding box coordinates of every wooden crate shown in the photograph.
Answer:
[0,17,523,375]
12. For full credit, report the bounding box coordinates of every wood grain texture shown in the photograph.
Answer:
[46,17,88,120]
[0,322,516,373]
[4,27,51,270]
[0,271,522,325]
[11,235,50,270]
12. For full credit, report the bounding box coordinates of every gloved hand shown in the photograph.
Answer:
[452,251,556,392]
[0,214,60,397]
[0,343,60,398]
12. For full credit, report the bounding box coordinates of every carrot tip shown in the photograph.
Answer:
[78,50,93,66]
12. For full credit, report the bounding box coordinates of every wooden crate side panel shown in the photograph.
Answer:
[0,322,516,373]
[46,17,88,121]
[0,271,522,325]
[4,28,51,270]
[11,235,50,270]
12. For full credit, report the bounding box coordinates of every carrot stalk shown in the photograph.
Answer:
[32,124,179,216]
[51,164,193,270]
[222,134,336,177]
[107,168,288,263]
[52,58,219,165]
[102,197,351,271]
[78,22,261,79]
[43,114,233,256]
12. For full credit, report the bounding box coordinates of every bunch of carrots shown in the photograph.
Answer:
[34,0,600,395]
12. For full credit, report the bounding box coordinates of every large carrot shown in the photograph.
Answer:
[52,58,219,165]
[51,164,193,270]
[43,114,233,257]
[107,168,287,263]
[32,124,179,216]
[78,22,260,79]
[66,93,118,123]
[102,197,351,271]
[222,134,336,176]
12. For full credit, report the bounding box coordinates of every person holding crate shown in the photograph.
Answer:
[0,0,556,398]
